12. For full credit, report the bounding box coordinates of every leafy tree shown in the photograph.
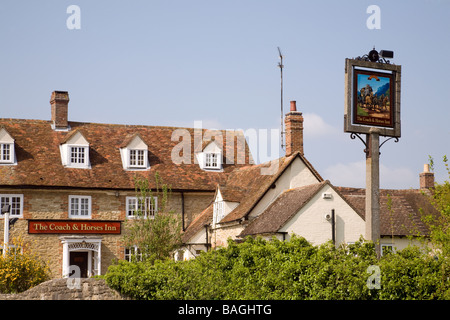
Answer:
[123,173,182,264]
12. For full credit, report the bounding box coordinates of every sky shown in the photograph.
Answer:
[0,0,449,189]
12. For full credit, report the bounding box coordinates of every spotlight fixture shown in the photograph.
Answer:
[379,50,394,59]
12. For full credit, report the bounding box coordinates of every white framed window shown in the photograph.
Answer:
[124,246,143,262]
[0,194,23,218]
[69,195,92,218]
[213,201,224,224]
[381,244,394,256]
[126,196,158,219]
[129,149,147,168]
[0,143,11,162]
[69,146,87,166]
[204,152,221,169]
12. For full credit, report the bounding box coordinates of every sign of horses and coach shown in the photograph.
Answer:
[344,49,401,138]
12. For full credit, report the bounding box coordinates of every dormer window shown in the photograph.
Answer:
[196,140,222,171]
[0,128,16,165]
[60,130,90,169]
[120,134,150,170]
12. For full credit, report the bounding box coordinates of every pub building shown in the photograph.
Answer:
[0,91,251,278]
[2,91,437,279]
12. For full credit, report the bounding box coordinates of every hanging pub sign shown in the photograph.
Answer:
[344,56,401,138]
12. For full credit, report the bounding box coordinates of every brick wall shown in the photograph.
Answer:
[284,103,304,156]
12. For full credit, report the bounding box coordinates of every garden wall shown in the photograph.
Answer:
[0,278,126,300]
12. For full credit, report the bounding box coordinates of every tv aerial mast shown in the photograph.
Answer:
[278,47,285,150]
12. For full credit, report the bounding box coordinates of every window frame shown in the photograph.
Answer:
[126,196,158,219]
[124,246,143,262]
[0,194,24,218]
[381,244,394,256]
[204,152,221,170]
[0,143,14,164]
[213,200,224,224]
[128,149,147,168]
[68,195,92,219]
[68,145,88,167]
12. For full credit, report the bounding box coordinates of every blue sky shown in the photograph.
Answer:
[0,0,449,189]
[357,74,390,93]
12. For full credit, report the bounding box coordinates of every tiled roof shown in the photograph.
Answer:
[181,202,214,243]
[0,119,252,191]
[337,187,438,237]
[239,183,438,238]
[219,152,323,223]
[181,152,324,241]
[239,181,328,237]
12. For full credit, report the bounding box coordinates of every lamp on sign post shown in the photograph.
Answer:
[2,204,11,257]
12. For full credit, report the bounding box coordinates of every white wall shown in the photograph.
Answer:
[280,184,365,246]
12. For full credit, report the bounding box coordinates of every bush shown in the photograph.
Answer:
[104,236,449,300]
[0,238,51,294]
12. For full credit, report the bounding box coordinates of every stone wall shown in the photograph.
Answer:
[0,278,126,300]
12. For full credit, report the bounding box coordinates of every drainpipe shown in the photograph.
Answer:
[204,224,210,251]
[331,209,336,246]
[181,192,185,231]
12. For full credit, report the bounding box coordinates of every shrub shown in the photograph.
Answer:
[0,238,51,294]
[105,235,449,300]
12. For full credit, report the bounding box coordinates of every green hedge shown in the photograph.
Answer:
[104,236,449,300]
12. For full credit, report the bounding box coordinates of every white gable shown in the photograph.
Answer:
[126,135,148,150]
[248,156,321,219]
[203,140,222,153]
[64,131,89,146]
[0,128,14,143]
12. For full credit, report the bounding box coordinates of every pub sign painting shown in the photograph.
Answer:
[354,69,393,128]
[344,58,401,138]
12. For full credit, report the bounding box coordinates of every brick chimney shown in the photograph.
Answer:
[50,91,69,130]
[420,164,435,190]
[284,100,304,156]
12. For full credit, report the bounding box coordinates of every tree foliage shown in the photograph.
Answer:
[105,236,449,300]
[123,173,182,264]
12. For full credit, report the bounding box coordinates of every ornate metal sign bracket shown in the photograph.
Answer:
[350,133,399,156]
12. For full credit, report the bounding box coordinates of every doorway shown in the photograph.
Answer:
[69,251,88,278]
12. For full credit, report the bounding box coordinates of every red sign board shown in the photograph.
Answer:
[28,220,121,234]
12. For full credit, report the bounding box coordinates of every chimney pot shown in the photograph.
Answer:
[290,100,297,112]
[50,91,69,130]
